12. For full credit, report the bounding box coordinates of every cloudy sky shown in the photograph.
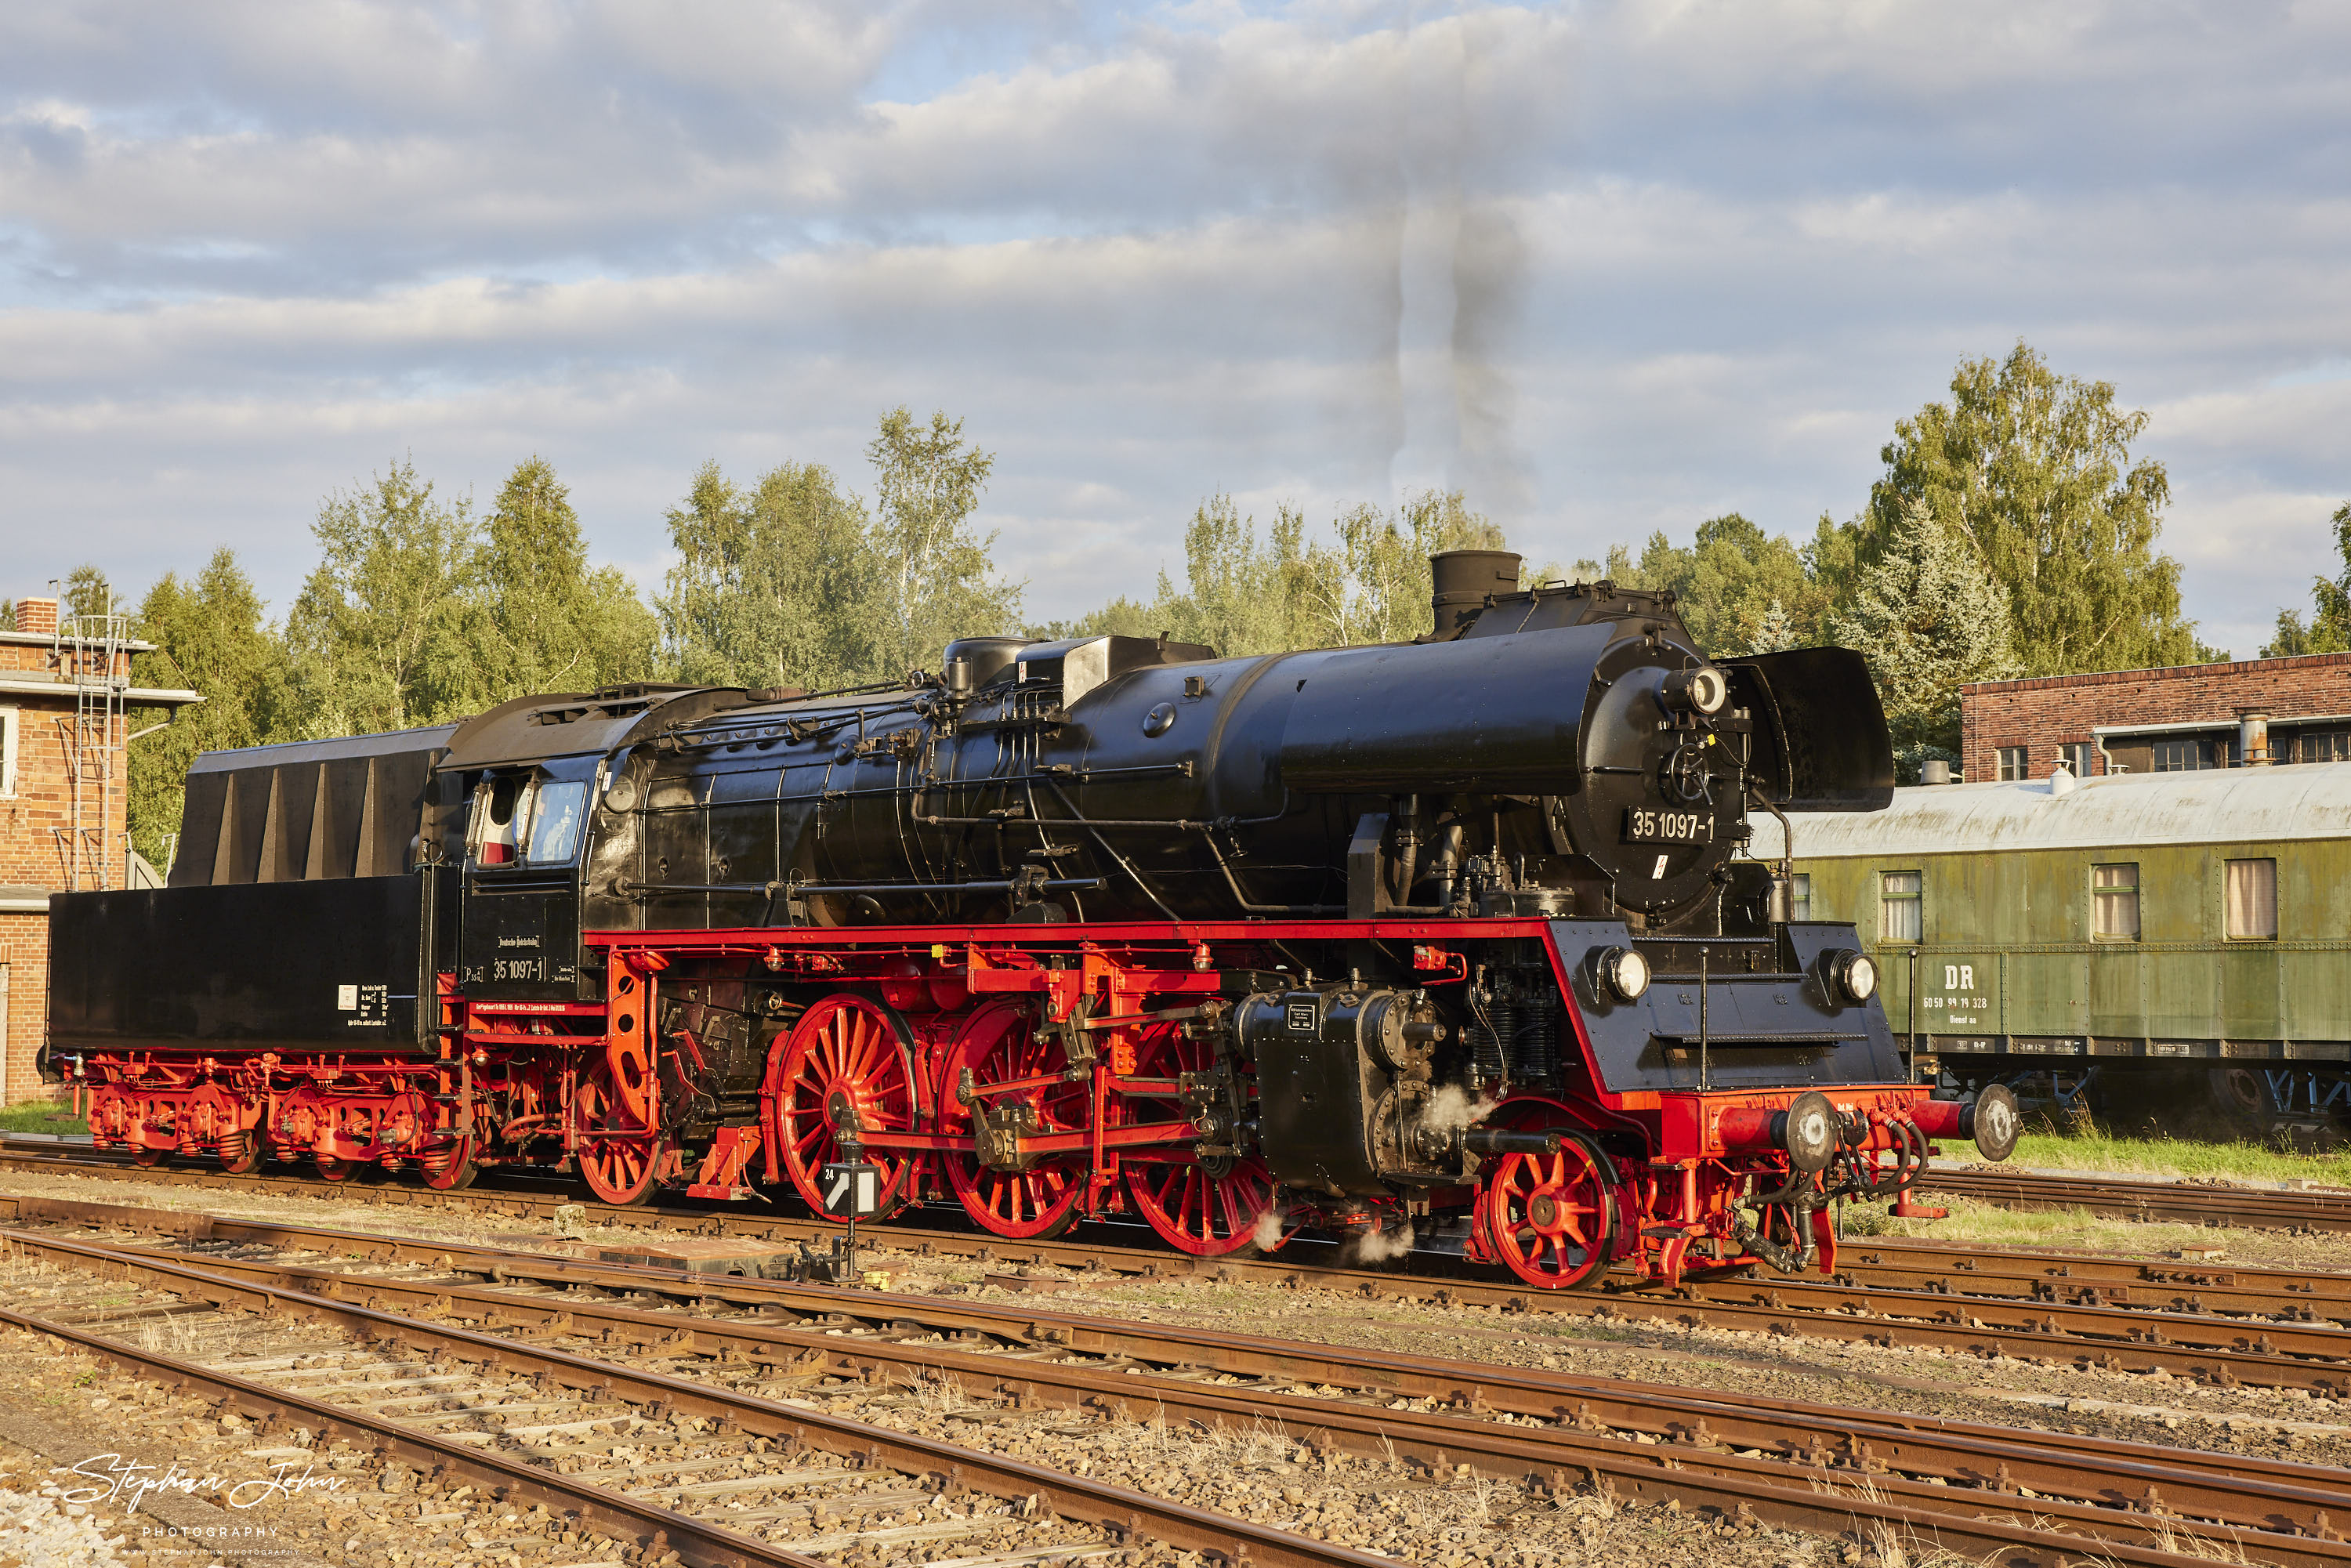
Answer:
[2,0,2346,657]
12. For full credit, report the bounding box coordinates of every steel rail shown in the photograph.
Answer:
[10,1205,2351,1563]
[0,1228,1392,1568]
[1835,1237,2351,1323]
[0,1301,826,1568]
[1919,1168,2351,1233]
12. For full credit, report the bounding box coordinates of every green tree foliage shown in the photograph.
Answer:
[281,457,483,737]
[1581,515,1824,656]
[866,407,1021,676]
[657,458,878,690]
[1073,489,1505,656]
[1857,342,2201,675]
[61,565,117,621]
[2261,499,2351,657]
[125,549,285,865]
[1825,501,2022,782]
[476,457,658,695]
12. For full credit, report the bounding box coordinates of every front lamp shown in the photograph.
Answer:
[1825,948,1878,1005]
[1593,945,1650,1002]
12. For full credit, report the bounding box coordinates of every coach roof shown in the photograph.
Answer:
[1748,762,2351,860]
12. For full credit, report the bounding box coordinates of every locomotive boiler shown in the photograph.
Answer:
[46,550,2020,1287]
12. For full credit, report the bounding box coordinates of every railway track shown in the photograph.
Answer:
[1920,1165,2351,1233]
[4,1207,2349,1568]
[8,1144,2351,1395]
[0,1231,1385,1568]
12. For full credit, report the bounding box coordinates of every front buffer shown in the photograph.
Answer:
[1462,920,2020,1290]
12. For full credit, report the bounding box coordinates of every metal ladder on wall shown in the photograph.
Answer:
[52,603,128,891]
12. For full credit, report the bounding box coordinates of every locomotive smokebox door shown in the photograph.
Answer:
[819,1161,882,1219]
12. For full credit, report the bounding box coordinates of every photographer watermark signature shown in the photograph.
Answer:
[53,1452,350,1513]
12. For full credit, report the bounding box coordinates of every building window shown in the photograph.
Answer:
[2224,858,2277,940]
[0,706,16,798]
[2058,741,2092,777]
[2092,863,2139,940]
[1790,873,1812,921]
[2297,730,2351,764]
[1996,747,2028,781]
[1879,871,1922,943]
[2154,737,2224,772]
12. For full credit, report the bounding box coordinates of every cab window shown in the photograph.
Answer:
[469,775,590,867]
[527,780,588,864]
[469,777,529,866]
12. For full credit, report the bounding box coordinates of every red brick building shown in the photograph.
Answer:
[2,596,201,1103]
[1960,651,2351,783]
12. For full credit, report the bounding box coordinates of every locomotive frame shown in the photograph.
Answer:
[45,550,2021,1290]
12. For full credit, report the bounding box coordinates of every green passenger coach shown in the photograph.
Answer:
[1749,766,2351,1141]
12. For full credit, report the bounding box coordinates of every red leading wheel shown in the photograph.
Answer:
[1120,1023,1281,1257]
[766,994,922,1221]
[939,1001,1091,1240]
[575,1056,671,1206]
[1477,1134,1617,1290]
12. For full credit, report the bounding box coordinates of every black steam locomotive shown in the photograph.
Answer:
[47,550,2016,1287]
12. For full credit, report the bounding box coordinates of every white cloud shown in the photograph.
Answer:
[0,0,2346,661]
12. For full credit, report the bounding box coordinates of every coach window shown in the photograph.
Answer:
[2092,863,2139,940]
[1996,747,2027,781]
[2225,858,2277,940]
[527,780,589,864]
[1879,871,1922,942]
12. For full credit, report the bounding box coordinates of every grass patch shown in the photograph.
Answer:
[0,1098,85,1135]
[1994,1128,2351,1187]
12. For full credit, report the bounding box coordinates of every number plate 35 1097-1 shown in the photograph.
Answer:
[1624,807,1712,844]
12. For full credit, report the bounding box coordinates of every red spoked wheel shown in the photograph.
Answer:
[1476,1133,1617,1290]
[575,1056,671,1206]
[1120,1023,1281,1256]
[939,1001,1092,1240]
[766,994,922,1221]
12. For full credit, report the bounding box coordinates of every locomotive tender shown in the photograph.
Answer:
[46,550,2019,1288]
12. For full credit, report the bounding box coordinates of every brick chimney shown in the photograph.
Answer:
[15,597,56,637]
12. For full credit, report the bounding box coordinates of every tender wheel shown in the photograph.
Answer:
[217,1129,263,1175]
[419,1133,479,1191]
[766,994,922,1221]
[313,1156,357,1182]
[1120,1023,1279,1256]
[129,1146,168,1169]
[575,1057,670,1206]
[1478,1134,1617,1290]
[940,1001,1090,1240]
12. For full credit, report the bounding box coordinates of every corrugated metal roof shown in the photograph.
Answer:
[188,723,460,774]
[1749,763,2351,860]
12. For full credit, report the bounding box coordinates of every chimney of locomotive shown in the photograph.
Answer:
[1428,549,1522,639]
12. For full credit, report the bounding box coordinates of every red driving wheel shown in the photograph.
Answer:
[1120,1023,1281,1256]
[1477,1132,1617,1290]
[766,994,922,1220]
[940,1001,1092,1240]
